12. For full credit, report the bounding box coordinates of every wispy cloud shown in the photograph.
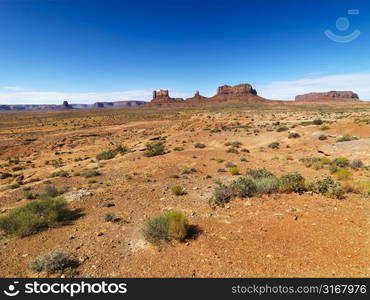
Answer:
[257,72,370,100]
[1,86,24,92]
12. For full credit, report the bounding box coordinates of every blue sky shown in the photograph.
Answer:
[0,0,369,104]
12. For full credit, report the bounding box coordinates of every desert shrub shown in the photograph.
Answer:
[115,144,128,154]
[225,162,236,168]
[229,167,240,175]
[331,157,350,168]
[288,132,300,139]
[229,177,257,198]
[268,142,279,149]
[308,176,344,199]
[29,250,73,274]
[335,169,352,180]
[246,168,274,179]
[313,119,324,125]
[225,141,242,148]
[144,142,166,157]
[337,135,358,142]
[51,170,69,178]
[209,183,232,207]
[81,169,101,178]
[166,211,187,241]
[173,146,184,151]
[320,125,330,130]
[169,174,180,178]
[226,147,239,154]
[0,197,71,237]
[104,213,115,222]
[254,176,280,194]
[44,185,60,198]
[171,185,187,196]
[181,167,197,174]
[24,191,36,200]
[350,159,364,169]
[318,135,328,140]
[276,126,289,132]
[96,150,116,161]
[194,143,206,149]
[215,158,225,163]
[8,183,20,190]
[279,173,305,193]
[143,211,188,244]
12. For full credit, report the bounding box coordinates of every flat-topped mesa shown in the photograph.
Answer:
[216,83,257,96]
[150,89,184,104]
[295,91,359,101]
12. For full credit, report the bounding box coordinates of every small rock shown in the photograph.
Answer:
[97,232,104,237]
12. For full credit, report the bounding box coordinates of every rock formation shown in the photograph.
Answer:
[149,89,184,104]
[185,90,208,103]
[295,91,359,101]
[206,83,264,103]
[93,101,146,108]
[60,101,72,109]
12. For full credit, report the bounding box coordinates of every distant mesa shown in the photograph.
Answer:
[295,91,359,102]
[60,101,72,109]
[93,101,146,108]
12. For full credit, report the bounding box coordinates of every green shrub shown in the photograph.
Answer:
[0,197,71,237]
[166,211,187,242]
[171,185,187,196]
[144,142,166,157]
[335,169,352,180]
[276,126,289,132]
[143,211,188,244]
[81,169,101,178]
[173,146,184,151]
[246,168,274,179]
[224,141,242,148]
[350,159,364,169]
[313,119,324,125]
[279,173,305,193]
[24,191,36,200]
[96,150,116,161]
[51,170,69,178]
[229,167,240,175]
[44,185,60,197]
[331,157,350,168]
[115,144,128,154]
[268,142,279,149]
[320,125,330,130]
[104,213,115,222]
[169,174,180,178]
[181,168,197,174]
[226,147,239,153]
[215,158,225,163]
[254,176,280,194]
[194,143,206,149]
[209,183,232,207]
[29,250,73,274]
[229,177,257,198]
[288,132,300,139]
[308,176,344,199]
[337,135,358,142]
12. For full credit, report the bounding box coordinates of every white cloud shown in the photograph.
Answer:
[257,73,370,100]
[1,86,24,91]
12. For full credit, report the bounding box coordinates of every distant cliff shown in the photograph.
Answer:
[295,91,359,101]
[0,100,146,111]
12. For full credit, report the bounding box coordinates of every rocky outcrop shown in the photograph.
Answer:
[216,84,257,96]
[60,101,72,109]
[295,91,359,101]
[149,89,184,105]
[185,91,208,103]
[93,101,146,108]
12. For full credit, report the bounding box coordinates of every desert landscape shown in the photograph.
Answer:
[0,84,369,278]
